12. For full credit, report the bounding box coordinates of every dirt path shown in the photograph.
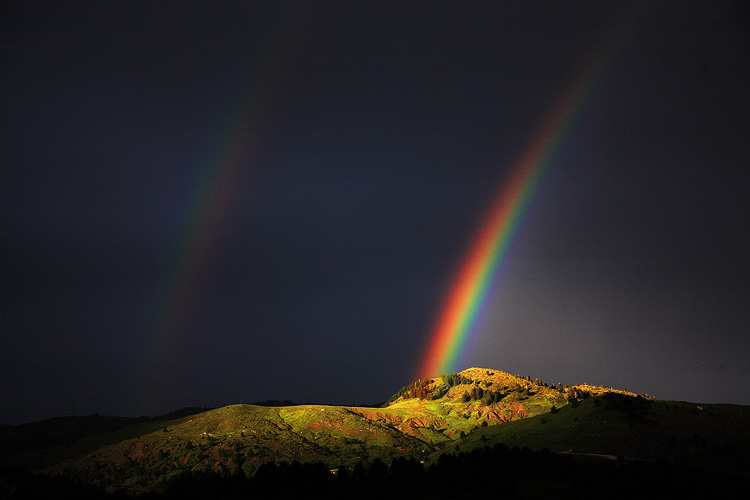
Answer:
[559,450,619,461]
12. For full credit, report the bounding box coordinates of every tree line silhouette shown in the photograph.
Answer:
[2,441,739,499]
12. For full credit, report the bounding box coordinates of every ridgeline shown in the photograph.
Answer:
[1,368,747,498]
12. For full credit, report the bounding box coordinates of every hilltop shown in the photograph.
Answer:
[1,368,748,497]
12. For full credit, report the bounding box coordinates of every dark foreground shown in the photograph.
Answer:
[1,443,743,499]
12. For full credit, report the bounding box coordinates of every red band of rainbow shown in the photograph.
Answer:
[418,4,647,379]
[138,5,309,407]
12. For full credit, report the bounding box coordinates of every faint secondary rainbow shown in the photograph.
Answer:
[418,5,647,380]
[139,5,309,402]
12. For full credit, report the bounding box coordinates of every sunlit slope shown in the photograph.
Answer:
[19,367,750,493]
[39,369,624,487]
[42,403,431,490]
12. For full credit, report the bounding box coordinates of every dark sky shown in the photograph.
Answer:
[2,1,749,425]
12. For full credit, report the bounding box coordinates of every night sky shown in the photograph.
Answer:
[2,1,749,425]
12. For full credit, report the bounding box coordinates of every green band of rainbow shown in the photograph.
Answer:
[138,5,308,401]
[418,5,647,379]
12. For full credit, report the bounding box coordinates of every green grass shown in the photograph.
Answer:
[4,367,749,494]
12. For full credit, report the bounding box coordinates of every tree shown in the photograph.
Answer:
[368,458,388,481]
[472,387,484,400]
[390,457,423,481]
[352,461,367,480]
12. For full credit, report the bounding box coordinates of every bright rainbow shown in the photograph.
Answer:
[418,6,646,379]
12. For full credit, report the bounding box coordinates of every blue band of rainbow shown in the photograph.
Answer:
[418,4,647,379]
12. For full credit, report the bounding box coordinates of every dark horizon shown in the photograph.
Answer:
[4,360,747,427]
[2,1,749,426]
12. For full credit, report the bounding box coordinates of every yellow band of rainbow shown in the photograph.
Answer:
[418,3,648,379]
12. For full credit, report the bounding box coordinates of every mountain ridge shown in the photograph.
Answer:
[2,367,749,496]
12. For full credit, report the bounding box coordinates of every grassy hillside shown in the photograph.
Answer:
[2,368,748,495]
[39,404,433,493]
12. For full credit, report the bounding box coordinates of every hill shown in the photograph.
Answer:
[1,368,748,496]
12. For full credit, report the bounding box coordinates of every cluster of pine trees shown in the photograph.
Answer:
[386,372,488,404]
[441,372,473,387]
[384,379,434,403]
[385,372,597,407]
[459,386,506,405]
[385,376,455,404]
